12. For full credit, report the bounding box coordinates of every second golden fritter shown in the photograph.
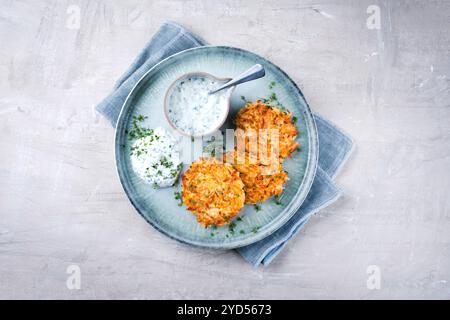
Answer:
[182,157,245,227]
[235,100,299,159]
[225,151,288,204]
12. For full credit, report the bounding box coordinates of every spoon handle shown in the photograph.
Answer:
[209,64,265,94]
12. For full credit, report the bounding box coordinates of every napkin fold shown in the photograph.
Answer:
[96,21,354,266]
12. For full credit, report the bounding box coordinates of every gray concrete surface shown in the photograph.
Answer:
[1,0,449,299]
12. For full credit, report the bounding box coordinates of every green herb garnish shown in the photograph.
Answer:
[228,222,237,235]
[160,156,173,168]
[251,226,260,234]
[128,115,154,140]
[269,81,276,89]
[274,195,282,205]
[174,191,183,206]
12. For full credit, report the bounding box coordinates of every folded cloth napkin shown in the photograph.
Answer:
[96,21,354,266]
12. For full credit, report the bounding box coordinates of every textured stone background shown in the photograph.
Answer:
[1,0,449,299]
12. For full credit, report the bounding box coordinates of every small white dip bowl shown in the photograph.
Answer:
[164,72,236,137]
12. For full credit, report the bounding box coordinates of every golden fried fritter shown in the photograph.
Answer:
[182,157,245,227]
[235,100,299,159]
[225,151,288,204]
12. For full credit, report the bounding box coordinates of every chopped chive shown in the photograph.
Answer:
[174,191,183,206]
[127,114,153,141]
[251,226,260,234]
[228,222,237,234]
[274,195,282,205]
[269,81,276,89]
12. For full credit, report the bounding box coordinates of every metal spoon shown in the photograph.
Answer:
[208,64,265,95]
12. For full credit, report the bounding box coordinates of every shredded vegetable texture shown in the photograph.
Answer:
[180,98,299,227]
[235,100,299,159]
[225,100,297,204]
[225,150,288,204]
[182,158,245,227]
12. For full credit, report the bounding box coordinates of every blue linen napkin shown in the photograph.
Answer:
[96,21,354,266]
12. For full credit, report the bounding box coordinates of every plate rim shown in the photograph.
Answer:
[114,45,319,249]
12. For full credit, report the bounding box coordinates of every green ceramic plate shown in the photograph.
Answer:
[115,46,318,249]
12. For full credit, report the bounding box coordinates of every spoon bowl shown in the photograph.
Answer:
[209,64,265,95]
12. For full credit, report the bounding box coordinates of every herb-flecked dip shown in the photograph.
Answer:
[130,126,182,188]
[166,76,229,136]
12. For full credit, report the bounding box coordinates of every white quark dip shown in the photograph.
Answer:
[130,127,182,188]
[167,76,229,136]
